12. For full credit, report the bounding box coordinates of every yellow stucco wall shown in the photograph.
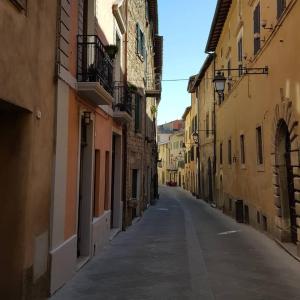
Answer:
[212,0,300,246]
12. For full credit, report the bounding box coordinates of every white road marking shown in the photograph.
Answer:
[156,208,169,211]
[218,230,241,236]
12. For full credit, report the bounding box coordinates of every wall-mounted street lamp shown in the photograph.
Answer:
[213,71,227,97]
[192,131,200,144]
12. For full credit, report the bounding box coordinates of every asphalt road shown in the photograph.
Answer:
[51,186,300,300]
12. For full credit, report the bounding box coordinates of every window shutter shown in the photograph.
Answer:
[277,0,286,19]
[237,37,243,76]
[253,3,261,55]
[136,24,140,55]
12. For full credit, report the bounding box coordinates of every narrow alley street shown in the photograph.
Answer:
[51,186,300,300]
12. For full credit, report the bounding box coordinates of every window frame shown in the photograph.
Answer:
[256,125,264,166]
[220,142,223,165]
[253,2,261,55]
[237,35,243,77]
[136,23,145,60]
[277,0,286,19]
[240,134,246,166]
[228,138,232,165]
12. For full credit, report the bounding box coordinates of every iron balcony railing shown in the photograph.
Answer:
[113,84,132,115]
[77,35,114,96]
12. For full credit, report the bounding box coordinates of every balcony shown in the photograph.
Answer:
[113,85,132,123]
[145,78,161,98]
[77,35,114,106]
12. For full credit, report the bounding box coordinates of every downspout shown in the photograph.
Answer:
[213,53,217,205]
[122,0,128,230]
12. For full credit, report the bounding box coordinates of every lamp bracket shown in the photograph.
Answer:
[215,66,269,76]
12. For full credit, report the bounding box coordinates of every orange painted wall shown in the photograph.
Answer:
[94,109,113,215]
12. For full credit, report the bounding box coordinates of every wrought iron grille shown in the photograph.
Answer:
[113,85,132,115]
[77,35,114,96]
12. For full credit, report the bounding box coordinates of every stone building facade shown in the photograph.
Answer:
[124,0,162,225]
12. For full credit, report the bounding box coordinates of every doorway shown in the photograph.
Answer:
[0,102,30,297]
[77,115,94,259]
[276,120,297,243]
[111,134,122,229]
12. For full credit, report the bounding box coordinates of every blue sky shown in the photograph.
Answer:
[157,0,217,125]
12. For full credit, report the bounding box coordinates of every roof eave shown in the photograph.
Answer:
[205,0,232,53]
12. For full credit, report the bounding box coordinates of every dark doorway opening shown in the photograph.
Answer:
[277,120,297,243]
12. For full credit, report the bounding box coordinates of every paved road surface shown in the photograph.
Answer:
[51,186,300,300]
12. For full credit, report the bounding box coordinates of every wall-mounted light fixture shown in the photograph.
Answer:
[84,111,91,125]
[192,131,199,144]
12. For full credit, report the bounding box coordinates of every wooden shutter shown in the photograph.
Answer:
[237,37,243,76]
[253,3,261,55]
[136,24,141,55]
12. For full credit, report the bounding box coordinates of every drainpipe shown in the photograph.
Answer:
[212,54,217,206]
[121,0,128,230]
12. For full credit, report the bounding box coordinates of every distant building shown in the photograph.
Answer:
[157,119,184,134]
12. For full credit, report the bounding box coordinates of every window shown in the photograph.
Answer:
[277,0,286,19]
[253,3,261,55]
[237,37,243,76]
[228,139,232,165]
[256,126,263,164]
[132,169,138,199]
[10,0,26,10]
[240,134,245,164]
[257,211,261,224]
[191,147,195,161]
[220,143,223,165]
[206,113,209,137]
[136,23,145,59]
[134,94,142,132]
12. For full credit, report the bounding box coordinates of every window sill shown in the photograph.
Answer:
[256,164,265,172]
[240,164,246,170]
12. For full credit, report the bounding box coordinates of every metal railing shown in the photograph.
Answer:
[77,35,114,96]
[113,84,132,115]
